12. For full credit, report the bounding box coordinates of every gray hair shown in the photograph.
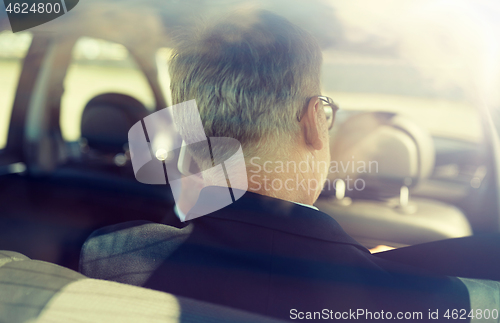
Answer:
[169,10,322,161]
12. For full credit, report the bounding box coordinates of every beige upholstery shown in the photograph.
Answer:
[0,251,284,323]
[319,111,472,247]
[329,112,435,196]
[33,280,179,323]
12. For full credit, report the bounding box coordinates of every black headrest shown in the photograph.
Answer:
[81,93,150,154]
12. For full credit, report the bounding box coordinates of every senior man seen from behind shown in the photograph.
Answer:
[80,10,498,322]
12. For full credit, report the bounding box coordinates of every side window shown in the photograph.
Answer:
[0,31,32,150]
[60,37,155,142]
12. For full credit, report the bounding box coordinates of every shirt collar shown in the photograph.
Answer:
[293,201,319,211]
[173,204,187,222]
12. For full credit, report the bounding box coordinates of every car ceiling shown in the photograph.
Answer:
[0,0,341,48]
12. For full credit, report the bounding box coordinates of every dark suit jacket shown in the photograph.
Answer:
[80,187,481,322]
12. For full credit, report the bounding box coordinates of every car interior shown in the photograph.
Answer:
[1,0,499,271]
[1,1,500,321]
[316,111,473,248]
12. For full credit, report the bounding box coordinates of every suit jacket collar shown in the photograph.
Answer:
[190,186,369,253]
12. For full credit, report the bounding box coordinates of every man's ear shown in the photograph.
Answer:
[300,97,323,151]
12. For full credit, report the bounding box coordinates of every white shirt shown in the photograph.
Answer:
[293,201,319,211]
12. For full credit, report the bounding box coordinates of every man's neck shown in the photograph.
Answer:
[207,144,325,206]
[245,159,322,206]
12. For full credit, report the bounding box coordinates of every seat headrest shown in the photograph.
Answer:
[81,93,149,154]
[328,112,434,198]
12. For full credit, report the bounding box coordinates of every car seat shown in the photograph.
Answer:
[0,250,285,323]
[77,93,150,176]
[316,112,472,248]
[52,93,175,205]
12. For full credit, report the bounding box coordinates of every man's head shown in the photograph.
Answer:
[169,10,332,204]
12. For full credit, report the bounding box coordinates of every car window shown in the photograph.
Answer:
[60,37,155,142]
[0,31,32,150]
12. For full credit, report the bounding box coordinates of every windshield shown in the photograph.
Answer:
[322,0,500,143]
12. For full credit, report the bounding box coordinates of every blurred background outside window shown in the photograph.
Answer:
[60,37,155,142]
[0,31,32,149]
